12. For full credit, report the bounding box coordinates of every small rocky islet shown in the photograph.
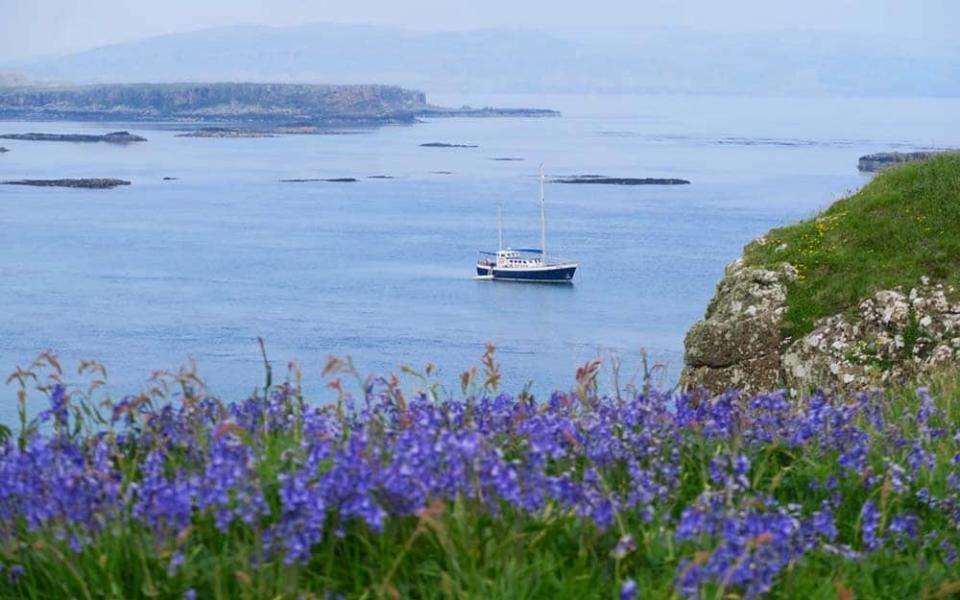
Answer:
[0,131,145,143]
[279,177,358,183]
[175,126,368,138]
[1,178,131,189]
[554,175,691,185]
[420,142,478,148]
[176,128,275,138]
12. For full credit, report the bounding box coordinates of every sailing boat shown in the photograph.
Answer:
[475,166,578,282]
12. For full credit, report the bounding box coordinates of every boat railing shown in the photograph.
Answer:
[477,250,577,267]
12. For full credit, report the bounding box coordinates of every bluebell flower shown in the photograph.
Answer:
[8,564,24,584]
[620,578,638,600]
[860,500,881,551]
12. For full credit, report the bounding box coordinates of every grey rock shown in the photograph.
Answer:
[554,175,690,185]
[2,178,131,188]
[681,258,960,396]
[420,142,478,148]
[680,258,793,395]
[782,283,960,393]
[279,178,357,183]
[0,131,145,143]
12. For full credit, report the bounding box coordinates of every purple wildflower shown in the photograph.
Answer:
[861,500,881,551]
[8,564,24,584]
[620,579,638,600]
[612,534,637,559]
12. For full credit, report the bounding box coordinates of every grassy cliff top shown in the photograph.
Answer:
[744,154,960,340]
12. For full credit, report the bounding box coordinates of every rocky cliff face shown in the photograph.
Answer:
[680,256,796,395]
[681,263,960,396]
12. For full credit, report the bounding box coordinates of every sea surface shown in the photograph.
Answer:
[2,94,959,421]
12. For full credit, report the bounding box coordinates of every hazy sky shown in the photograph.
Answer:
[0,0,954,61]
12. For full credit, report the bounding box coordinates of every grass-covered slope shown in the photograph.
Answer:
[744,154,960,340]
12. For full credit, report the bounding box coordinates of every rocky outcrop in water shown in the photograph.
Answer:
[420,142,478,148]
[418,107,560,118]
[858,151,958,172]
[2,178,131,188]
[0,146,8,153]
[0,131,145,143]
[554,175,690,185]
[279,178,357,183]
[176,129,275,138]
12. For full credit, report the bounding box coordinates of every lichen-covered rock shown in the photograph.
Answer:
[681,264,960,396]
[782,280,960,393]
[679,258,796,395]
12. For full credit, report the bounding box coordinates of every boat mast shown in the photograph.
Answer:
[539,164,547,261]
[497,204,503,251]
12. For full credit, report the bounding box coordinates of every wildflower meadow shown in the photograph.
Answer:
[1,349,959,599]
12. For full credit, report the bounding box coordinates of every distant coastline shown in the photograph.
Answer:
[0,82,559,127]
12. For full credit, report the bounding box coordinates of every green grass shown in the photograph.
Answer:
[743,154,960,340]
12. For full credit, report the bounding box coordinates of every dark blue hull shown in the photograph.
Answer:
[476,264,576,282]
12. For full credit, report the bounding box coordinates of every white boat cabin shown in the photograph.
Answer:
[495,250,544,268]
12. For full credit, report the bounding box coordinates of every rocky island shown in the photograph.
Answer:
[681,154,960,395]
[2,178,131,188]
[0,83,558,126]
[0,146,8,153]
[0,131,145,143]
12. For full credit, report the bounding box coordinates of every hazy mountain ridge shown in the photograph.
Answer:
[6,23,958,96]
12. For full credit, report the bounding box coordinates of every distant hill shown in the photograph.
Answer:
[5,23,959,96]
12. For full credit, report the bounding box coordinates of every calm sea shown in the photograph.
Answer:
[2,94,959,420]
